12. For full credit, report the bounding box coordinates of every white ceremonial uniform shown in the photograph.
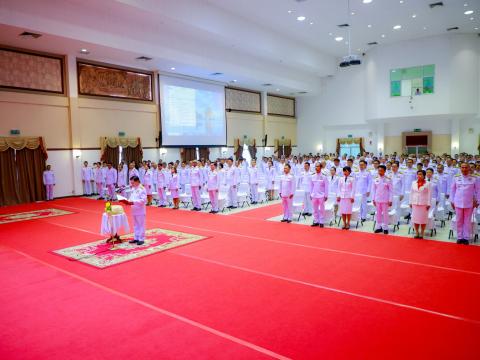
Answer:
[355,170,372,220]
[248,166,259,203]
[226,165,239,207]
[280,173,296,221]
[105,168,118,200]
[391,171,404,199]
[299,170,313,214]
[450,174,478,242]
[310,172,329,225]
[372,175,393,231]
[207,169,220,212]
[43,170,55,200]
[129,185,147,241]
[190,167,202,209]
[81,166,93,195]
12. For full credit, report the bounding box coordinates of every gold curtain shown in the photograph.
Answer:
[0,137,48,159]
[274,138,291,157]
[337,137,362,145]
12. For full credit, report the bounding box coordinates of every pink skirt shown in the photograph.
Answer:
[339,198,353,214]
[411,204,428,225]
[170,189,179,199]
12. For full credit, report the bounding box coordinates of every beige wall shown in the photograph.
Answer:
[384,134,451,155]
[265,115,297,146]
[0,91,70,148]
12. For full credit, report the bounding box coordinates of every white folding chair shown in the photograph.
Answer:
[292,189,306,221]
[200,188,211,210]
[434,193,447,227]
[237,182,251,208]
[179,184,192,208]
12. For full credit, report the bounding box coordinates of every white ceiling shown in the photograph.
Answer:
[0,0,479,96]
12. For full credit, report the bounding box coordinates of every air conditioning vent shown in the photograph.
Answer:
[19,31,42,39]
[337,23,350,28]
[135,56,152,61]
[367,42,378,46]
[446,26,459,31]
[429,2,444,9]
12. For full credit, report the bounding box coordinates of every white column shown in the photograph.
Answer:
[67,54,84,196]
[376,122,385,156]
[450,118,460,155]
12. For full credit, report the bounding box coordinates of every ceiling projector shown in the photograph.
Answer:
[339,54,361,67]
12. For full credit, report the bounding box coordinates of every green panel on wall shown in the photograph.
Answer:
[391,81,401,96]
[390,69,402,81]
[423,64,435,77]
[423,76,434,94]
[404,66,422,80]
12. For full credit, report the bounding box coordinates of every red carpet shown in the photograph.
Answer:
[1,198,480,359]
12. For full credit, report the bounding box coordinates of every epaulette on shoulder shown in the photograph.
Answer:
[454,174,461,177]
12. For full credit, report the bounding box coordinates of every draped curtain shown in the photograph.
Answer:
[16,148,46,203]
[0,137,47,206]
[0,148,20,206]
[101,137,141,165]
[199,147,210,161]
[102,145,120,165]
[181,148,197,163]
[122,145,143,167]
[337,138,364,156]
[248,139,257,159]
[233,139,243,160]
[274,138,291,158]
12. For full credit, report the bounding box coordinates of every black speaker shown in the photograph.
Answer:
[263,134,268,147]
[158,131,162,146]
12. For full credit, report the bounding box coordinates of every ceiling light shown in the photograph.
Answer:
[297,16,306,21]
[465,10,474,15]
[367,24,372,28]
[351,11,355,15]
[310,22,314,25]
[170,67,175,70]
[79,48,89,54]
[381,34,386,37]
[423,26,427,30]
[232,79,237,82]
[475,27,479,30]
[363,0,373,3]
[335,36,344,41]
[464,3,468,6]
[393,25,402,30]
[412,14,417,18]
[329,32,333,36]
[399,0,404,3]
[471,17,475,20]
[287,10,293,13]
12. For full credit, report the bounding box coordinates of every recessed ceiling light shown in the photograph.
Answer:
[464,3,468,6]
[367,24,372,28]
[170,67,175,70]
[412,14,417,18]
[465,10,474,15]
[287,10,293,13]
[329,32,333,36]
[475,27,479,30]
[335,36,344,41]
[310,22,314,25]
[393,25,402,30]
[79,48,89,54]
[351,11,355,15]
[297,16,306,21]
[381,34,386,38]
[399,0,404,3]
[423,26,427,30]
[363,0,373,3]
[232,79,237,82]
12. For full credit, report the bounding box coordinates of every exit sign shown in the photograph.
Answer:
[118,131,126,137]
[347,134,353,138]
[10,129,20,135]
[413,128,421,132]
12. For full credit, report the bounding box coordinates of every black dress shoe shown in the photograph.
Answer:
[374,229,383,234]
[280,219,287,222]
[286,220,292,223]
[191,208,197,211]
[136,240,145,246]
[319,224,324,228]
[231,206,238,209]
[129,240,138,244]
[462,239,470,245]
[311,223,319,227]
[456,239,463,244]
[383,230,389,235]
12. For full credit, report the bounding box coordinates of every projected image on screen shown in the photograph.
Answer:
[160,75,226,146]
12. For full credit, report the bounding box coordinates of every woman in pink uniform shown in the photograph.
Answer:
[409,170,431,239]
[336,166,356,230]
[169,166,180,209]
